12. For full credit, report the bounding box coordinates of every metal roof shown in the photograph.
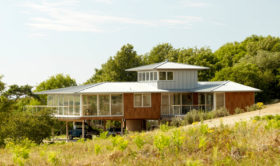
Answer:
[125,61,209,71]
[35,81,261,94]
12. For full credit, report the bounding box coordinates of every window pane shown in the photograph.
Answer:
[99,95,110,115]
[146,72,149,81]
[111,94,123,115]
[74,95,80,115]
[206,94,213,111]
[182,93,192,105]
[154,72,157,80]
[167,72,173,80]
[161,94,169,115]
[198,94,205,104]
[142,73,145,81]
[143,94,151,107]
[69,96,73,115]
[138,72,142,81]
[47,95,53,106]
[134,94,142,107]
[83,95,97,116]
[173,94,181,105]
[150,72,153,80]
[59,95,63,115]
[159,72,166,80]
[216,93,224,109]
[63,95,69,115]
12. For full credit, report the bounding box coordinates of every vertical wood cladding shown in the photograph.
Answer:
[225,92,255,114]
[124,93,161,119]
[193,93,198,105]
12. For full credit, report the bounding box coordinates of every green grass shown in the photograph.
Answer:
[1,116,280,166]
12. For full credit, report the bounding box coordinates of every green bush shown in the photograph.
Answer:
[0,109,56,145]
[234,107,245,114]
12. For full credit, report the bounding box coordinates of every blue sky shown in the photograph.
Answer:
[0,0,280,86]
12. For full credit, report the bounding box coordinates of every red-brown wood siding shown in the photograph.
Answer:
[193,93,198,105]
[124,93,161,120]
[225,92,255,114]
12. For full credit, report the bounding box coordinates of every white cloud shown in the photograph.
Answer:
[93,0,113,4]
[23,1,203,33]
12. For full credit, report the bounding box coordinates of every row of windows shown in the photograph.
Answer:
[138,72,157,81]
[138,71,173,81]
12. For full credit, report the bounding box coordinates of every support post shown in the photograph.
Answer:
[82,120,85,139]
[66,121,69,142]
[121,119,124,136]
[103,120,106,131]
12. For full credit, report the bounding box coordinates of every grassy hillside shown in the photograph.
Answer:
[1,115,280,166]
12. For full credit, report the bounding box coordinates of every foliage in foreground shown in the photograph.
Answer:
[1,116,280,166]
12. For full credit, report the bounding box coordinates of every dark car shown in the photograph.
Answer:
[107,127,125,136]
[69,122,100,140]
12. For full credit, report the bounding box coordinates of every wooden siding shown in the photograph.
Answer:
[124,93,161,120]
[225,92,255,114]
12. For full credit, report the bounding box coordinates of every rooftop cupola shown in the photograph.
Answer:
[126,61,208,90]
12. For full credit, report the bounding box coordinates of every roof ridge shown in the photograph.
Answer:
[153,61,168,69]
[210,80,230,92]
[77,82,104,92]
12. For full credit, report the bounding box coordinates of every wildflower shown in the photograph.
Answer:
[252,119,257,123]
[257,102,264,109]
[192,122,199,125]
[208,129,214,133]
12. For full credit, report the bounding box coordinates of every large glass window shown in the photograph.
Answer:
[206,93,213,111]
[134,93,151,107]
[182,93,192,105]
[83,95,97,116]
[161,94,169,115]
[142,73,145,81]
[99,95,110,115]
[111,94,123,115]
[63,95,69,115]
[74,95,80,115]
[146,72,149,81]
[138,72,142,81]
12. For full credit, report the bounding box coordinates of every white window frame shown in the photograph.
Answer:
[134,93,152,108]
[159,71,174,81]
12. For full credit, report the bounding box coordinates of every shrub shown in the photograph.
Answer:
[48,151,60,165]
[153,134,170,155]
[94,144,101,155]
[183,110,202,125]
[245,104,259,112]
[170,117,183,127]
[171,129,185,152]
[5,138,35,166]
[133,135,145,149]
[159,123,170,132]
[210,108,229,118]
[234,107,244,114]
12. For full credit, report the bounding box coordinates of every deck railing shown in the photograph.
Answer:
[161,104,213,116]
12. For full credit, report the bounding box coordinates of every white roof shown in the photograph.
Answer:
[36,81,261,94]
[125,61,209,71]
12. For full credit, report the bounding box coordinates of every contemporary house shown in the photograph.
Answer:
[35,61,260,135]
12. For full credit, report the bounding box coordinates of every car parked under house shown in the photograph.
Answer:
[34,61,261,137]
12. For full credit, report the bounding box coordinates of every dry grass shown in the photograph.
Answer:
[1,116,280,166]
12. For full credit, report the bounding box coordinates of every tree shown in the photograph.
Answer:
[86,44,142,83]
[35,74,77,92]
[4,85,38,100]
[146,43,177,63]
[178,47,218,81]
[0,75,4,93]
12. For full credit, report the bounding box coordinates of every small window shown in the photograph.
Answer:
[154,72,157,80]
[134,94,142,107]
[146,72,149,81]
[134,94,151,107]
[167,72,173,80]
[150,72,153,80]
[159,72,166,80]
[143,94,151,107]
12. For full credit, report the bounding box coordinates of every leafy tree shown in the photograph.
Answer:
[86,44,142,83]
[146,43,177,63]
[4,85,38,100]
[178,47,218,81]
[35,74,77,92]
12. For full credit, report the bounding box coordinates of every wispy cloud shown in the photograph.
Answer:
[93,0,113,5]
[23,0,203,33]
